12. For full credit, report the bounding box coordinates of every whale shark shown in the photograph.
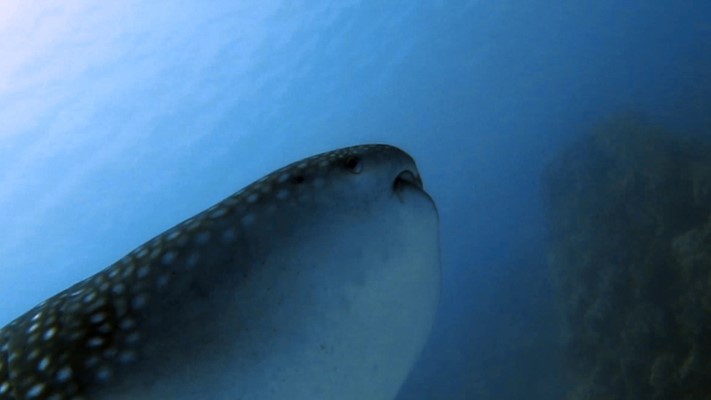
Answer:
[0,144,440,400]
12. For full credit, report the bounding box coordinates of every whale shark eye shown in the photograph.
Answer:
[344,156,362,174]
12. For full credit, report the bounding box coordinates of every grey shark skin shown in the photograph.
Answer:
[0,144,440,400]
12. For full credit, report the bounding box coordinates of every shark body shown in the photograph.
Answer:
[0,144,440,400]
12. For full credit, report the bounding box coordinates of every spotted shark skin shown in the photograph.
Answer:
[0,144,440,400]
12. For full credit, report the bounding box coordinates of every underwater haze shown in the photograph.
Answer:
[0,1,709,399]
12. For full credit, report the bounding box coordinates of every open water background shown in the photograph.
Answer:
[0,1,708,398]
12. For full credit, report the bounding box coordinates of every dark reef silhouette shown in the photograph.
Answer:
[544,113,711,400]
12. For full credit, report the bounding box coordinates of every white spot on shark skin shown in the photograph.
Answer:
[241,213,256,227]
[119,318,135,331]
[222,196,241,208]
[209,207,228,219]
[194,231,211,245]
[276,189,289,200]
[43,327,57,340]
[135,246,149,259]
[278,173,291,183]
[149,246,163,260]
[0,145,440,400]
[157,274,170,288]
[221,228,236,244]
[87,337,104,348]
[37,356,50,372]
[161,250,177,265]
[118,350,137,364]
[186,252,200,269]
[166,229,182,242]
[55,366,72,382]
[125,332,140,344]
[26,382,45,398]
[131,294,148,309]
[112,283,126,295]
[27,322,39,334]
[186,218,202,232]
[90,312,107,324]
[136,265,150,279]
[85,356,100,368]
[121,263,136,279]
[27,349,40,361]
[95,366,112,382]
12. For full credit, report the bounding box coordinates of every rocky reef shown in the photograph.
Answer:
[544,114,711,399]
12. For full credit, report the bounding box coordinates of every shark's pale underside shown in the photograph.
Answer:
[0,144,440,400]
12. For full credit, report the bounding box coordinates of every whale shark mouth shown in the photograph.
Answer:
[394,169,424,192]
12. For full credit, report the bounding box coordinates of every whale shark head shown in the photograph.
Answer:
[0,144,440,400]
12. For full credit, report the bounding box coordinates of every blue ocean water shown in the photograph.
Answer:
[0,1,708,399]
